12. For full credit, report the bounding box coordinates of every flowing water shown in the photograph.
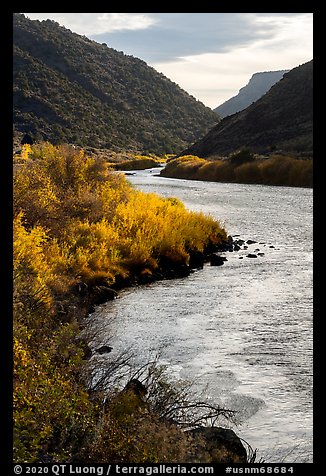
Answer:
[88,169,313,463]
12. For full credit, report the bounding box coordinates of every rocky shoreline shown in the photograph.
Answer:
[72,234,266,463]
[77,234,270,314]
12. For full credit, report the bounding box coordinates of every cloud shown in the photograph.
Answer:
[96,13,157,32]
[90,13,312,62]
[151,13,313,108]
[23,12,157,36]
[22,12,313,108]
[90,13,282,62]
[25,13,295,62]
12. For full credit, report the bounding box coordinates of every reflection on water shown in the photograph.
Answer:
[88,170,313,463]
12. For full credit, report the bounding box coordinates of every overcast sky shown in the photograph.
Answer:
[23,13,313,108]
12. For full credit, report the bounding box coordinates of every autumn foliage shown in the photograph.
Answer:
[13,143,227,462]
[161,152,313,187]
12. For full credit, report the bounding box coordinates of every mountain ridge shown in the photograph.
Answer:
[214,70,289,118]
[182,60,313,157]
[13,14,219,154]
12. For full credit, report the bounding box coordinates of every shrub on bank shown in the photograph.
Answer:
[113,155,163,170]
[13,142,227,462]
[161,153,312,187]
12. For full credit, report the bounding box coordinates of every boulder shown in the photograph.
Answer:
[177,265,191,277]
[246,239,257,245]
[209,254,225,266]
[217,243,234,252]
[95,345,113,355]
[159,256,191,278]
[188,251,205,269]
[188,427,247,463]
[206,239,234,253]
[247,254,257,258]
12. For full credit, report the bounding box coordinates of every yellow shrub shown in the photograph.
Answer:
[162,153,312,187]
[13,142,228,462]
[14,212,54,311]
[20,143,32,161]
[14,326,94,462]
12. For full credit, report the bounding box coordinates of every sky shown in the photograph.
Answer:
[23,13,313,109]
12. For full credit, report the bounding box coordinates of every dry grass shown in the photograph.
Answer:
[161,153,312,187]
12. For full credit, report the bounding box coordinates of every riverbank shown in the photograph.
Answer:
[14,142,251,463]
[160,153,313,188]
[83,235,239,310]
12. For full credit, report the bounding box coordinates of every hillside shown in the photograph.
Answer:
[13,14,219,154]
[182,60,313,157]
[214,70,289,118]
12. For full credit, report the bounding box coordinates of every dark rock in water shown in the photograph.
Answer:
[247,253,257,258]
[113,275,132,289]
[233,244,241,251]
[188,427,247,463]
[209,254,225,266]
[91,286,118,305]
[213,242,233,252]
[207,237,235,253]
[175,264,191,278]
[204,242,219,254]
[239,256,244,259]
[246,239,257,245]
[189,251,205,269]
[269,245,275,248]
[243,245,248,250]
[258,252,265,256]
[95,345,113,355]
[159,255,191,278]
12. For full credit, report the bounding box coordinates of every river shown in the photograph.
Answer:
[88,169,313,463]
